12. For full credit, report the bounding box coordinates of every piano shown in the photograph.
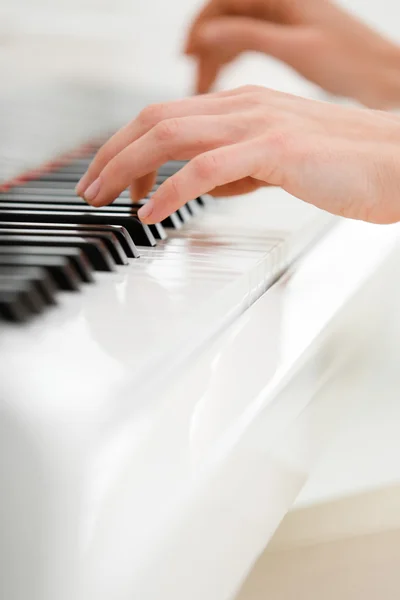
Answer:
[1,2,400,599]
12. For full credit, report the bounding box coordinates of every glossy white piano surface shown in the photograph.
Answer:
[2,1,400,600]
[1,200,400,600]
[235,334,400,600]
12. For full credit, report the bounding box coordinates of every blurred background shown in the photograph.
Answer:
[1,0,399,182]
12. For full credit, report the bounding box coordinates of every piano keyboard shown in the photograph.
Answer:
[3,146,400,600]
[0,159,212,321]
[0,154,333,325]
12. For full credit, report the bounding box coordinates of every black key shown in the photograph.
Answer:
[0,202,167,242]
[129,203,182,230]
[155,174,170,185]
[0,227,128,266]
[0,208,156,246]
[197,194,214,207]
[0,265,56,305]
[4,190,180,231]
[157,161,186,177]
[0,221,139,258]
[176,205,192,224]
[0,266,56,305]
[23,180,77,190]
[0,191,87,201]
[0,289,32,322]
[1,195,179,232]
[148,223,167,240]
[185,199,203,217]
[0,235,115,272]
[36,172,83,183]
[150,184,204,213]
[0,279,44,316]
[160,213,182,230]
[0,252,81,291]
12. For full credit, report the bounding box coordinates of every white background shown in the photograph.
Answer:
[1,0,400,95]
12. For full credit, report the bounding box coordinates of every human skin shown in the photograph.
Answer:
[76,85,400,225]
[184,0,400,108]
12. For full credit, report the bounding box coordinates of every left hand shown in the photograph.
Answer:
[76,85,400,226]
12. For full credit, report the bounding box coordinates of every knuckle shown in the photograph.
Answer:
[192,153,221,180]
[138,103,166,128]
[251,107,276,128]
[239,84,264,96]
[153,118,181,143]
[264,129,290,154]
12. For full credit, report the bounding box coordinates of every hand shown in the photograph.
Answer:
[76,85,400,225]
[185,0,400,108]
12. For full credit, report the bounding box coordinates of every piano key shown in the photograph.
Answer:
[0,235,115,272]
[148,222,167,240]
[0,252,82,291]
[196,194,215,207]
[185,199,203,217]
[0,288,32,322]
[129,203,182,230]
[0,266,56,306]
[0,278,45,316]
[23,180,79,190]
[149,185,206,212]
[36,172,85,183]
[157,161,186,176]
[0,208,156,246]
[35,160,186,181]
[160,213,183,230]
[133,196,191,226]
[3,187,207,218]
[0,221,139,258]
[0,199,169,240]
[176,205,192,224]
[0,226,128,266]
[1,189,81,198]
[1,194,184,232]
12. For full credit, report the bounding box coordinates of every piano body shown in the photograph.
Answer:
[1,2,400,599]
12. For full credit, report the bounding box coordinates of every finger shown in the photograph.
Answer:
[184,1,222,55]
[196,17,312,63]
[76,90,250,197]
[137,139,269,224]
[195,55,223,94]
[130,172,156,202]
[210,177,264,196]
[83,115,250,207]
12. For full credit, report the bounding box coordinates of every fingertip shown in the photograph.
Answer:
[75,174,89,197]
[83,177,101,204]
[137,199,154,223]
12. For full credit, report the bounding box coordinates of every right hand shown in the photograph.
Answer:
[185,0,400,108]
[77,85,400,226]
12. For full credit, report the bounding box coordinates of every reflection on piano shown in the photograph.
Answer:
[2,128,400,600]
[2,4,400,600]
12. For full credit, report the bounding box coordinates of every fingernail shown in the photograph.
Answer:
[83,177,101,203]
[138,199,154,222]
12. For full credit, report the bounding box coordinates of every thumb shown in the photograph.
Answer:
[197,17,314,65]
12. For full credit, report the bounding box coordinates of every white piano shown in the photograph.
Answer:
[1,2,400,599]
